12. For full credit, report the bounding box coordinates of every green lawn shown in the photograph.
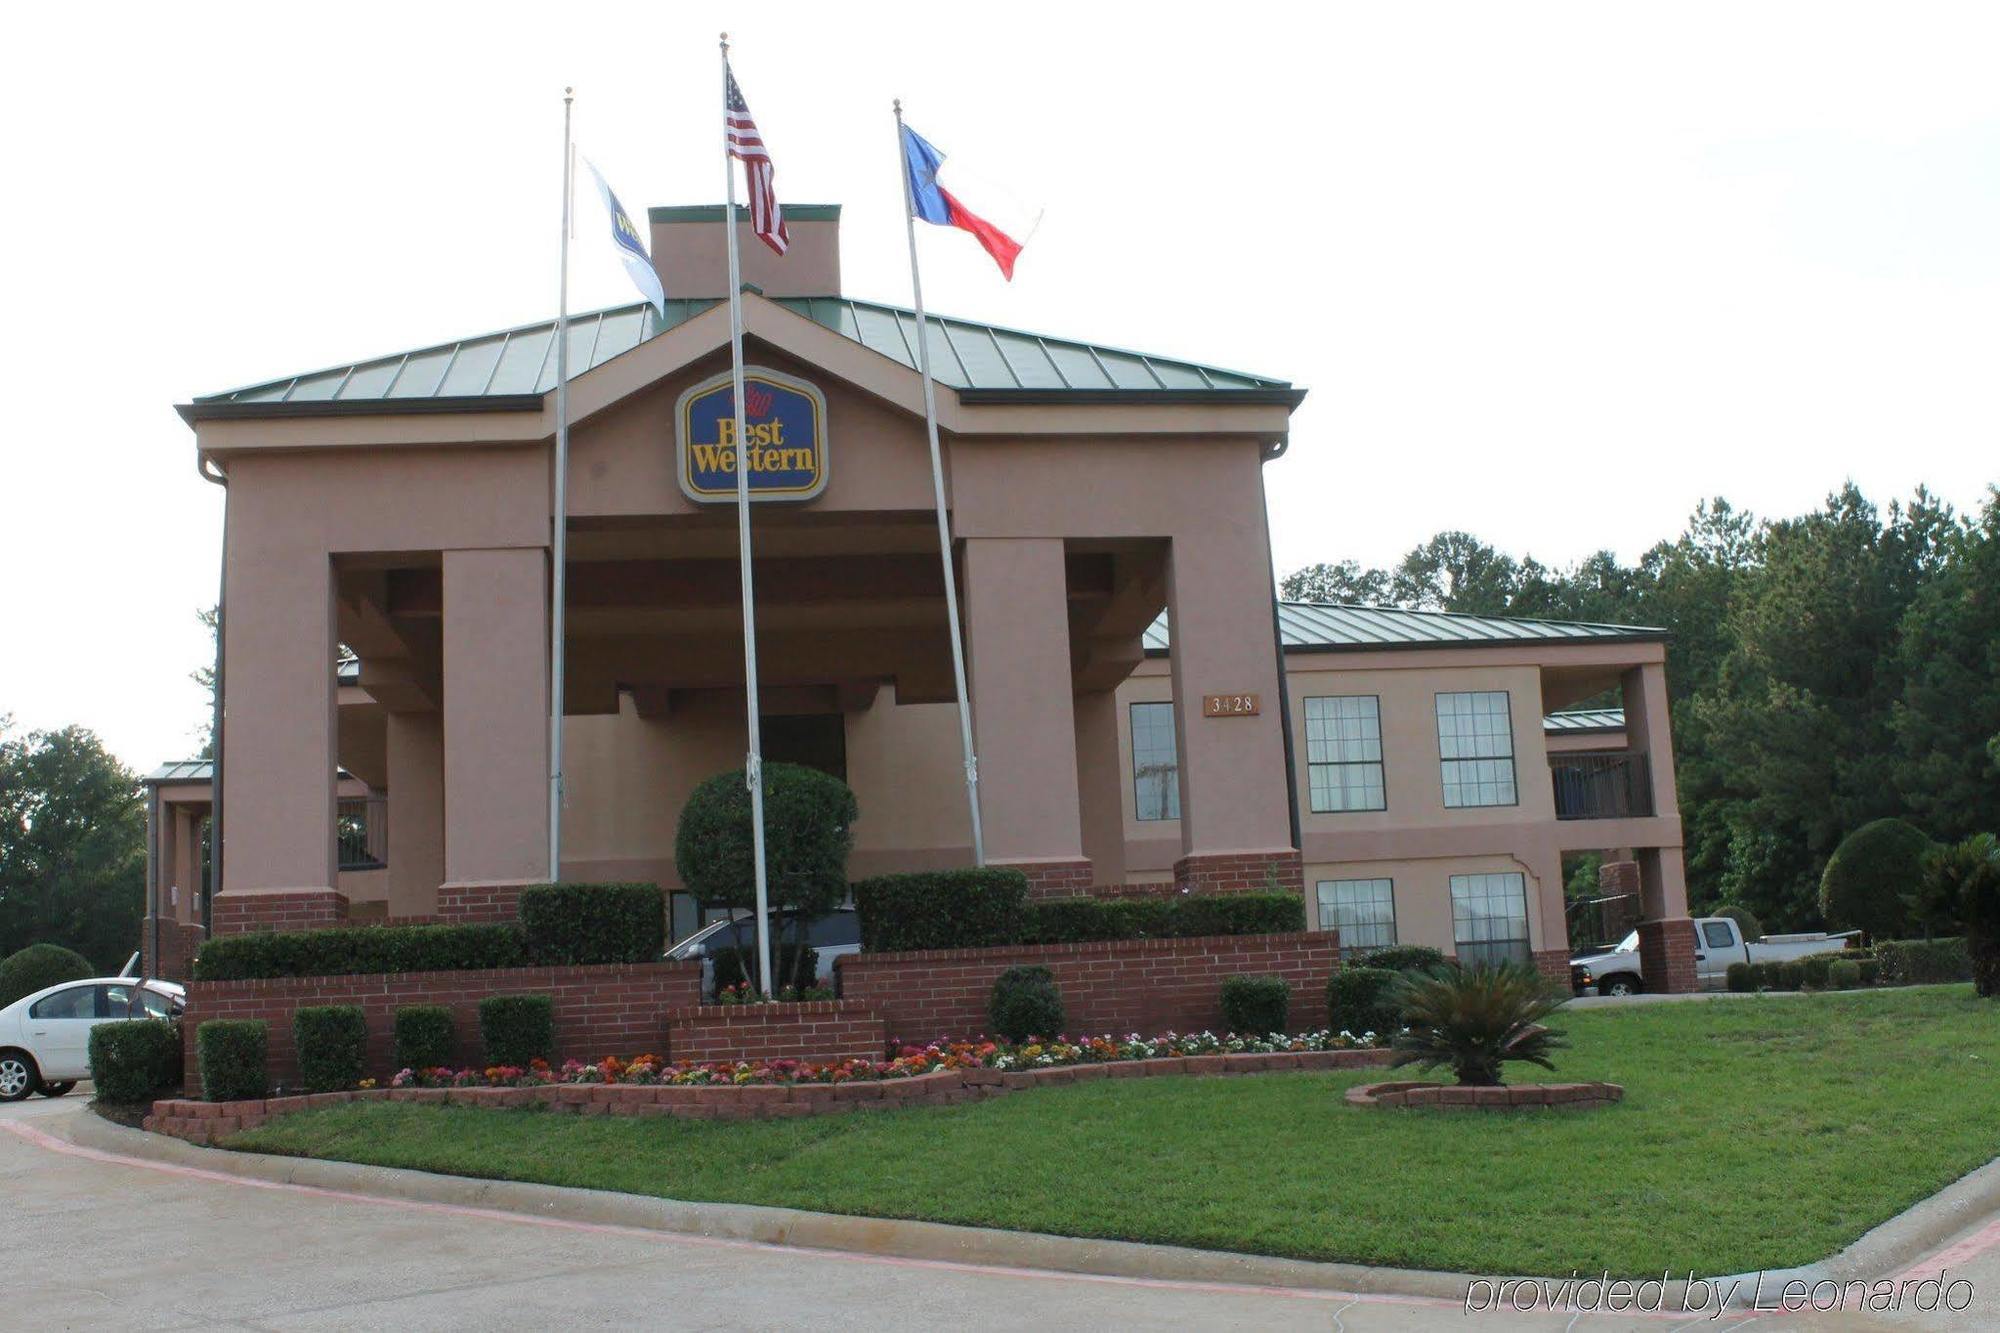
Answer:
[226,986,2000,1276]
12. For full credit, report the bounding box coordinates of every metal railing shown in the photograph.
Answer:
[337,795,387,869]
[1549,752,1654,820]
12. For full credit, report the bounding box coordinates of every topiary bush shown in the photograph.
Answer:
[293,1005,367,1093]
[518,882,664,965]
[1328,966,1403,1036]
[1725,962,1754,993]
[197,1019,268,1101]
[479,994,553,1067]
[851,868,1027,951]
[1828,958,1861,989]
[88,1020,182,1104]
[1358,944,1451,975]
[1874,936,1974,986]
[394,1005,454,1071]
[0,943,93,1008]
[675,763,857,918]
[988,965,1064,1042]
[1820,818,1934,942]
[1219,975,1290,1035]
[193,923,526,982]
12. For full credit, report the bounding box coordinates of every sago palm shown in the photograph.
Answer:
[1388,961,1569,1086]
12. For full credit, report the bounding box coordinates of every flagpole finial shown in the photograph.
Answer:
[563,86,573,103]
[720,31,729,51]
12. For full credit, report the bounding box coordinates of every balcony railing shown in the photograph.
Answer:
[337,795,387,869]
[1550,752,1654,820]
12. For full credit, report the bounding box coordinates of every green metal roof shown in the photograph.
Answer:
[1543,708,1627,733]
[1144,602,1667,655]
[186,295,1295,418]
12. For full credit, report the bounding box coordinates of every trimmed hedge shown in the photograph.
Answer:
[479,994,552,1067]
[1357,944,1450,975]
[1725,962,1754,993]
[1875,937,1973,986]
[1021,892,1305,946]
[193,923,526,982]
[1801,954,1834,990]
[1829,958,1862,989]
[88,1020,183,1104]
[852,868,1027,952]
[989,965,1064,1042]
[197,1019,268,1102]
[519,882,664,965]
[394,1005,454,1071]
[1171,893,1305,938]
[0,943,92,1008]
[1220,975,1290,1034]
[1329,966,1403,1036]
[293,1005,367,1093]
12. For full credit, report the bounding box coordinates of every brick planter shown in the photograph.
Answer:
[147,1047,1395,1143]
[180,961,702,1091]
[1344,1080,1624,1112]
[835,931,1342,1043]
[667,1000,885,1066]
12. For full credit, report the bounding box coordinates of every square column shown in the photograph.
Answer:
[215,545,341,934]
[1620,662,1680,818]
[386,711,445,918]
[441,548,550,919]
[1074,689,1127,890]
[963,538,1089,896]
[1163,527,1299,895]
[1636,845,1696,992]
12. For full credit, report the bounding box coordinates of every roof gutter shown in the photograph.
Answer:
[954,387,1306,408]
[176,393,546,427]
[198,453,226,938]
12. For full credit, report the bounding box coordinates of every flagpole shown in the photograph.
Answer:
[722,34,774,996]
[893,100,986,866]
[548,86,574,883]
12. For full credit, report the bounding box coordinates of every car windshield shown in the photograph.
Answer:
[1616,930,1638,952]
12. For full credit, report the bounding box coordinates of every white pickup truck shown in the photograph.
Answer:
[1569,917,1859,996]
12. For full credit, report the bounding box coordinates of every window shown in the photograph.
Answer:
[1450,872,1531,966]
[1317,879,1397,956]
[102,984,137,1017]
[137,988,178,1020]
[1436,691,1517,807]
[29,986,96,1021]
[1304,696,1386,812]
[1129,701,1180,821]
[1701,920,1736,949]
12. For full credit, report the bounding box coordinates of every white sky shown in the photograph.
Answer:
[3,1,1996,772]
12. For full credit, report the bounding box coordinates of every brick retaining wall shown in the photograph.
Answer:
[666,1000,886,1066]
[212,890,349,937]
[835,931,1342,1043]
[437,882,527,924]
[182,961,702,1091]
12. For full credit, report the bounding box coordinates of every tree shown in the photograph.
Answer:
[1279,560,1392,605]
[192,605,220,759]
[674,763,858,917]
[1935,834,2000,997]
[0,720,145,972]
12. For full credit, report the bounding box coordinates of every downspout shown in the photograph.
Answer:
[144,781,159,978]
[199,452,228,937]
[1256,444,1302,858]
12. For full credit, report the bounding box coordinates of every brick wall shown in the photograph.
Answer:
[1005,860,1095,901]
[1172,851,1305,896]
[667,1000,886,1066]
[1637,917,1698,994]
[1532,948,1572,988]
[835,931,1341,1043]
[181,961,702,1091]
[437,882,526,924]
[212,890,349,937]
[141,918,208,984]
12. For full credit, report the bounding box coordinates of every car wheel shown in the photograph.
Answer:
[36,1081,76,1098]
[1602,976,1640,997]
[0,1051,39,1102]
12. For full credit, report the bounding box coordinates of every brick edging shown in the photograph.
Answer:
[1343,1079,1624,1112]
[146,1048,1393,1143]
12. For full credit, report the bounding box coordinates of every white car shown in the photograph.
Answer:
[0,977,186,1101]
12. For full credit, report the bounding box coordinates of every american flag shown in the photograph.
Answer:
[724,61,788,256]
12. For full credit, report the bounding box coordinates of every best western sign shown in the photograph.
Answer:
[675,366,829,504]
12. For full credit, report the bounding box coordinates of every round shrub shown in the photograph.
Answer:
[0,943,93,1008]
[1328,966,1403,1037]
[1820,818,1934,942]
[1724,962,1754,993]
[1358,945,1449,975]
[1754,961,1786,990]
[988,965,1064,1042]
[675,764,858,915]
[197,1019,268,1102]
[1219,975,1291,1035]
[1714,904,1764,942]
[293,1005,367,1093]
[394,1005,455,1071]
[1828,958,1861,989]
[88,1020,182,1104]
[479,994,553,1067]
[1778,960,1808,990]
[1801,954,1834,990]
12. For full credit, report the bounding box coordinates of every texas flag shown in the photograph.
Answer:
[900,124,1032,280]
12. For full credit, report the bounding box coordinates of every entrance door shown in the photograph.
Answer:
[760,713,847,781]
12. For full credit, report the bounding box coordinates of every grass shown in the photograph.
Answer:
[227,986,2000,1276]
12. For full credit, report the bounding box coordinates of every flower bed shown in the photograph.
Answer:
[146,1030,1390,1143]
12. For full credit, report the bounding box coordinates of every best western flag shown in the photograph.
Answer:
[899,125,1031,280]
[582,156,667,318]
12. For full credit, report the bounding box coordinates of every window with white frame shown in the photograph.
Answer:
[1449,871,1531,966]
[1317,878,1396,956]
[1304,695,1386,812]
[1436,691,1518,807]
[1129,701,1180,821]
